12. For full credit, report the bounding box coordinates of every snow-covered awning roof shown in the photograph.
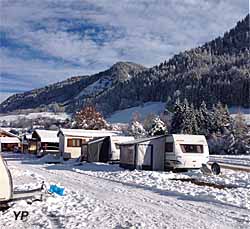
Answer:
[58,128,122,138]
[87,135,134,145]
[0,137,20,144]
[34,130,59,143]
[119,135,166,145]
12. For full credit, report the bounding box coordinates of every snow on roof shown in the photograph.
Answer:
[0,128,19,138]
[171,134,206,142]
[0,137,20,143]
[34,130,59,143]
[119,135,166,145]
[110,135,135,141]
[58,128,122,138]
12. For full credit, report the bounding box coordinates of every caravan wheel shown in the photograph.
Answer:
[0,202,10,211]
[211,162,221,175]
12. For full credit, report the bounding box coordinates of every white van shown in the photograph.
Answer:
[164,134,209,171]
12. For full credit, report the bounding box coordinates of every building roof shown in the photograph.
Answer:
[0,128,19,138]
[0,137,20,144]
[119,135,166,145]
[58,128,122,138]
[34,130,59,143]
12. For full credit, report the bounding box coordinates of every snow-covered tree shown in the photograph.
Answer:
[148,116,167,136]
[170,99,185,134]
[210,102,232,134]
[223,128,236,154]
[128,120,146,138]
[74,106,109,130]
[232,113,250,154]
[196,101,211,135]
[171,99,198,134]
[143,113,157,132]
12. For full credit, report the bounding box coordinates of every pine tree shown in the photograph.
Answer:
[232,113,249,154]
[182,99,193,134]
[210,102,232,134]
[171,99,198,134]
[190,103,199,134]
[196,101,212,135]
[170,99,185,134]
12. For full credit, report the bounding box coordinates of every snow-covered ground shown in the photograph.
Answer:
[0,104,249,125]
[107,103,250,124]
[1,153,249,229]
[107,102,165,123]
[75,78,112,99]
[0,112,70,122]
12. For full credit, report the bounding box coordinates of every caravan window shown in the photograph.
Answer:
[180,144,203,153]
[67,138,83,147]
[165,143,173,153]
[115,144,120,150]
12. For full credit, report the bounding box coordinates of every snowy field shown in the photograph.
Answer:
[0,112,70,122]
[0,104,249,125]
[107,102,165,123]
[0,153,250,229]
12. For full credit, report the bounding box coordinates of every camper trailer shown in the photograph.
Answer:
[83,136,134,163]
[0,155,44,206]
[119,135,166,171]
[119,134,209,172]
[164,134,209,170]
[58,129,122,159]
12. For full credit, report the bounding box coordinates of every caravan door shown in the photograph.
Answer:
[137,144,153,170]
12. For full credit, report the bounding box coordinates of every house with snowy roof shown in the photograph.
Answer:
[0,128,20,152]
[30,130,59,155]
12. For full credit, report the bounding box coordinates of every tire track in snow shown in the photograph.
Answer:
[22,164,249,229]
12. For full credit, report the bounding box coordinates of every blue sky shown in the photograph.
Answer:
[0,0,248,102]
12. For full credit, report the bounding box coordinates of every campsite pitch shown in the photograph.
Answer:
[0,153,249,229]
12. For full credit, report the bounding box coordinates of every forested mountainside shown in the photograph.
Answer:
[94,14,250,115]
[1,14,249,115]
[0,62,146,113]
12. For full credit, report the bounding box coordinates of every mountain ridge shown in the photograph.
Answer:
[0,62,146,113]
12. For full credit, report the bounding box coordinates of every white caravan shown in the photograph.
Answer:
[164,134,209,171]
[0,155,44,207]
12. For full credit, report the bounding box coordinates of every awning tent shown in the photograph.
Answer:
[119,135,166,171]
[83,136,134,163]
[86,137,110,163]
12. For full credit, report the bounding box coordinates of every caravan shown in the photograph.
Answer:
[165,134,209,171]
[119,134,209,172]
[0,155,44,207]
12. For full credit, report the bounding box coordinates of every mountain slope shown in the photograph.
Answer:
[0,62,146,113]
[1,15,249,115]
[94,14,250,115]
